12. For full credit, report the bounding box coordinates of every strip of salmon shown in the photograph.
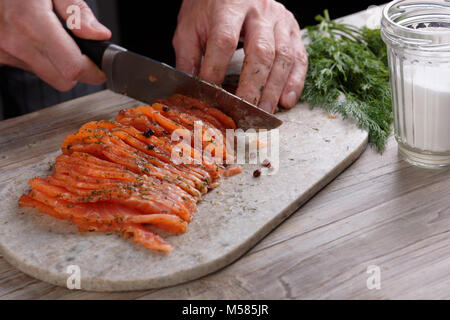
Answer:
[31,176,193,222]
[112,113,222,178]
[157,94,236,129]
[222,165,243,177]
[63,152,126,170]
[54,161,198,212]
[19,194,63,220]
[65,124,202,191]
[57,154,133,177]
[80,222,173,253]
[131,105,184,134]
[46,175,194,222]
[155,97,222,129]
[19,195,173,252]
[151,103,231,162]
[64,132,203,199]
[206,107,237,130]
[51,168,195,208]
[25,187,188,234]
[152,103,210,130]
[111,130,208,191]
[122,224,172,252]
[116,109,167,136]
[122,108,226,176]
[97,144,203,199]
[51,171,126,190]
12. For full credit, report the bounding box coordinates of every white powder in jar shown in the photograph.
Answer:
[398,64,450,153]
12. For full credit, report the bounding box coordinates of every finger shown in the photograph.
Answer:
[235,17,275,107]
[172,0,203,75]
[53,0,110,84]
[198,7,246,85]
[0,49,31,71]
[77,55,106,85]
[279,26,308,109]
[53,0,111,40]
[258,19,295,113]
[36,11,106,86]
[21,44,78,91]
[4,10,105,90]
[172,27,203,76]
[29,45,103,89]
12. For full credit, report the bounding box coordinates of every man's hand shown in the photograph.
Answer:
[0,0,111,91]
[173,0,308,113]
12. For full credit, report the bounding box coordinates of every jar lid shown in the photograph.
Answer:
[382,0,450,50]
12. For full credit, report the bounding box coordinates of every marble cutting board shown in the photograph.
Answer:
[0,51,368,292]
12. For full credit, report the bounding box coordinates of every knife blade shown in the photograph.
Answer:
[71,37,283,130]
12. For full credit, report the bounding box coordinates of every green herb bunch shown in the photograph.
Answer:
[301,10,393,152]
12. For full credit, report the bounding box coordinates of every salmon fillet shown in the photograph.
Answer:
[19,94,241,253]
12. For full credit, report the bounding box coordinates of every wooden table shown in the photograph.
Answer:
[1,8,450,300]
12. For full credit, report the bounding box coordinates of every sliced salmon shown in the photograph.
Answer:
[19,94,242,253]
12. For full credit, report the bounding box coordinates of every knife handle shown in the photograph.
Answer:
[67,29,111,69]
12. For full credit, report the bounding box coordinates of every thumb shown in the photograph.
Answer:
[53,0,111,40]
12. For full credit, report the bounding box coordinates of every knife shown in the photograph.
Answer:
[70,36,283,130]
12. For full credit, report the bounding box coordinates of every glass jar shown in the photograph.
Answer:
[381,0,450,168]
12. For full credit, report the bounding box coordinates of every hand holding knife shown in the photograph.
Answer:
[70,34,282,130]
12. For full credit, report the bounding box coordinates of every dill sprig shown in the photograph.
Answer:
[301,10,393,152]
